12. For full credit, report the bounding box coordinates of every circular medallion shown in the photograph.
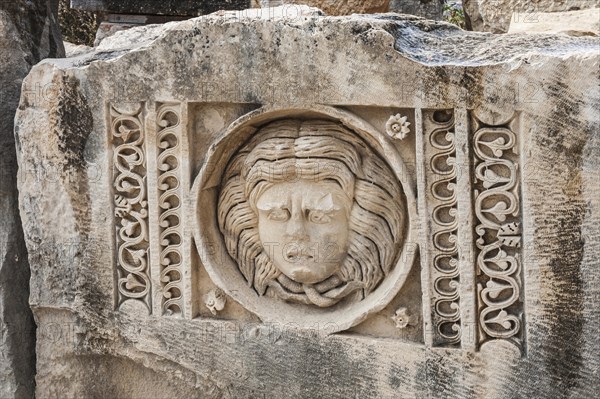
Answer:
[192,106,417,332]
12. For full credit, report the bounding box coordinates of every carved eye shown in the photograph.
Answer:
[309,211,332,224]
[267,209,290,222]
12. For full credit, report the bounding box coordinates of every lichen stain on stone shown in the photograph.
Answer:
[543,69,584,155]
[459,69,484,108]
[50,74,93,171]
[414,354,473,398]
[253,336,379,399]
[387,362,409,390]
[49,73,93,236]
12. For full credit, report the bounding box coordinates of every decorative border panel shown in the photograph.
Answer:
[105,101,526,352]
[156,103,184,316]
[471,113,524,351]
[422,109,462,347]
[110,103,151,311]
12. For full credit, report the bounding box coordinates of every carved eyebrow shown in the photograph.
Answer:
[307,204,339,212]
[308,206,341,215]
[307,194,342,212]
[256,201,288,211]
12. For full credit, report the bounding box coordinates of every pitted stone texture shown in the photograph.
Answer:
[464,0,600,33]
[15,6,600,398]
[0,1,63,398]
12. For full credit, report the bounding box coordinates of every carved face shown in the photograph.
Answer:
[217,119,405,307]
[255,180,351,284]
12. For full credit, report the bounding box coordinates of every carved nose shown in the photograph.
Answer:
[286,214,309,240]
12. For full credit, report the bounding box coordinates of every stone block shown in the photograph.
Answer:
[508,8,600,35]
[464,0,600,33]
[0,1,63,398]
[16,5,600,398]
[253,0,445,19]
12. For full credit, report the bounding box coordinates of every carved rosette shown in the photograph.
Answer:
[110,103,151,310]
[423,110,461,346]
[472,114,524,350]
[156,103,184,316]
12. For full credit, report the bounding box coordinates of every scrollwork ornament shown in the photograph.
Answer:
[156,103,184,316]
[472,121,523,349]
[425,110,461,346]
[111,103,151,311]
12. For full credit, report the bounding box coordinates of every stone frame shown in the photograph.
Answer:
[107,100,525,351]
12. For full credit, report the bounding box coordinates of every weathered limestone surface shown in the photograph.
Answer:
[94,22,139,46]
[0,1,64,397]
[508,8,600,35]
[16,6,599,398]
[464,0,600,32]
[252,0,391,14]
[64,41,92,57]
[253,0,444,19]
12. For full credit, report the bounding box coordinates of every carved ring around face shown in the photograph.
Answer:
[218,119,405,307]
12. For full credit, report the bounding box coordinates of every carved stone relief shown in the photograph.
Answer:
[17,9,599,396]
[107,101,527,349]
[471,112,524,351]
[421,108,526,352]
[386,113,412,140]
[156,103,184,316]
[421,109,462,347]
[193,107,418,332]
[110,103,151,310]
[218,119,406,307]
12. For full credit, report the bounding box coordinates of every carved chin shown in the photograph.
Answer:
[274,257,343,285]
[284,266,325,285]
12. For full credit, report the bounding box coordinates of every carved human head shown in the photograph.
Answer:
[218,119,405,307]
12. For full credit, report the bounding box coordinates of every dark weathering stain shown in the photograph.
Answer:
[388,362,409,390]
[415,355,462,397]
[459,69,484,108]
[50,74,94,236]
[350,21,373,37]
[52,76,94,171]
[248,334,379,399]
[537,62,586,396]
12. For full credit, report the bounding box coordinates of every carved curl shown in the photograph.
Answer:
[218,119,405,306]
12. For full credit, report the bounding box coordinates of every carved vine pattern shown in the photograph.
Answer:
[473,123,523,347]
[427,110,461,346]
[156,104,184,316]
[111,103,151,310]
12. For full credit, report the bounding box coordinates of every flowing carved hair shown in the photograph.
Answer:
[218,119,405,298]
